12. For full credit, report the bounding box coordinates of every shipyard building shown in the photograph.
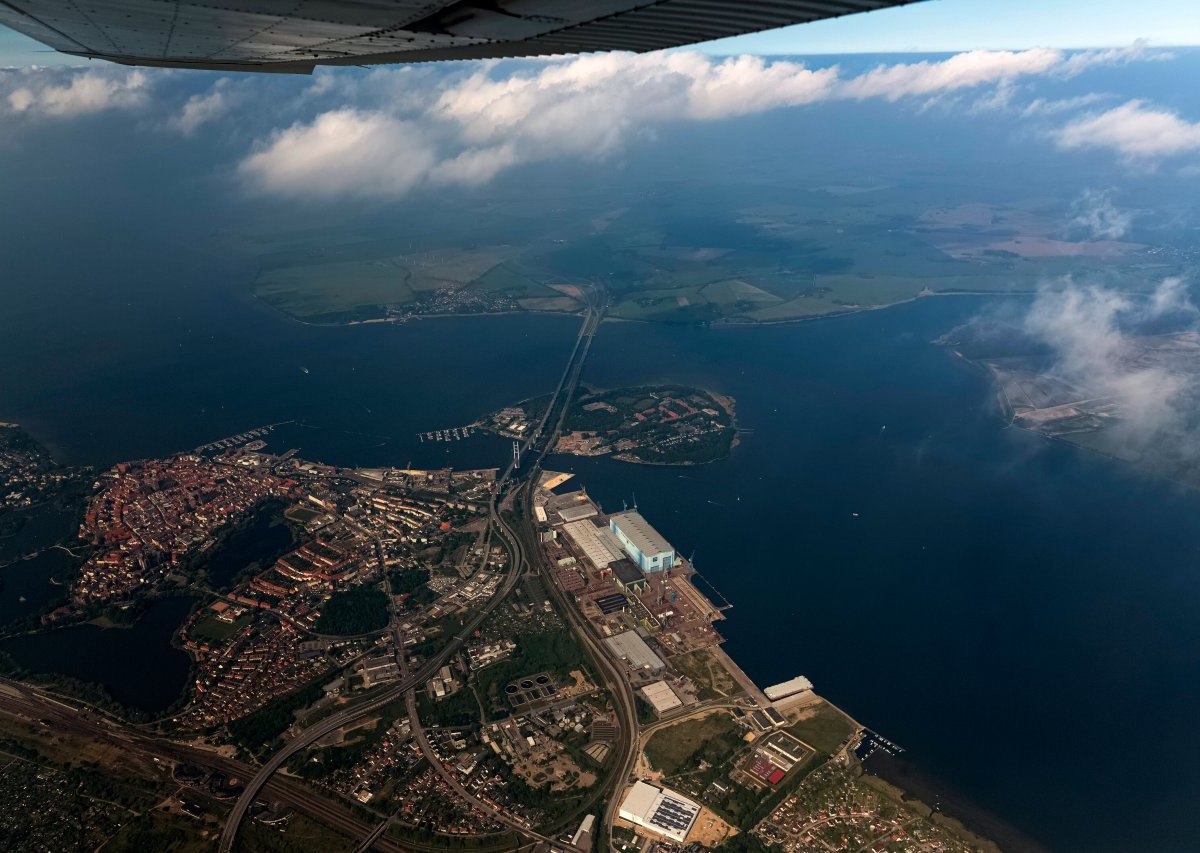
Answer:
[609,511,675,573]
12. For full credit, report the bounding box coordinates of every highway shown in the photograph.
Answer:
[217,491,529,852]
[220,290,606,852]
[2,286,638,853]
[502,282,642,851]
[1,285,634,853]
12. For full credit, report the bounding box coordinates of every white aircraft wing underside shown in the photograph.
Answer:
[0,0,921,73]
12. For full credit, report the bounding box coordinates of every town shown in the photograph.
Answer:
[0,420,993,853]
[0,423,85,519]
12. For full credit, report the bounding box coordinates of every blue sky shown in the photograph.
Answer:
[2,0,1199,67]
[704,0,1200,54]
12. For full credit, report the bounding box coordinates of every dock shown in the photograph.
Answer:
[417,426,474,442]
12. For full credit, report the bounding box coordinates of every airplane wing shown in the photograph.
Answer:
[0,0,921,74]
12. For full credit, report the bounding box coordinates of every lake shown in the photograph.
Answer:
[1,596,197,715]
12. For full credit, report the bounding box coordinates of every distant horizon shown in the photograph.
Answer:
[3,0,1200,67]
[3,39,1197,72]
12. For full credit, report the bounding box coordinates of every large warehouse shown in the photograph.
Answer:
[604,631,665,673]
[618,780,701,843]
[609,511,675,573]
[563,520,625,570]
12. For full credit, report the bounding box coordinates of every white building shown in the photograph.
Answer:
[609,511,675,573]
[605,631,665,672]
[640,680,683,715]
[764,675,814,701]
[563,520,625,569]
[618,780,701,843]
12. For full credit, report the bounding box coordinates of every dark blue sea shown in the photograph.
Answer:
[4,246,1200,848]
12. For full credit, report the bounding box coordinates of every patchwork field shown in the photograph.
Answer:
[231,189,1184,326]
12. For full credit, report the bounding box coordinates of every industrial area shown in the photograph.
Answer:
[0,282,993,853]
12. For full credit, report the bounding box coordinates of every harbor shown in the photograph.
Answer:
[416,426,474,442]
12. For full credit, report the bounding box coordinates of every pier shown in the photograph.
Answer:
[416,426,474,442]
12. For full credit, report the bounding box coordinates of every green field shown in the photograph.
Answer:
[285,506,322,524]
[668,649,744,701]
[235,190,1184,327]
[254,258,414,323]
[786,700,859,756]
[189,612,248,643]
[644,711,743,777]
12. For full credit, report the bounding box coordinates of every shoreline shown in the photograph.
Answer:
[258,288,1039,333]
[864,751,1046,853]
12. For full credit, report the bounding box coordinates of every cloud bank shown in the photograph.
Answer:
[4,67,149,117]
[1023,278,1197,442]
[237,44,1168,198]
[1054,100,1200,160]
[2,42,1192,195]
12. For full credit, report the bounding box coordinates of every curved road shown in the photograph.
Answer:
[220,294,604,852]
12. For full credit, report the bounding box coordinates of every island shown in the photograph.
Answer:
[481,385,738,465]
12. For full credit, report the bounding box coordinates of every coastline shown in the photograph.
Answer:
[254,287,1041,333]
[864,751,1045,853]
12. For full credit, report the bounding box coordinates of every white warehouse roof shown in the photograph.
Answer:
[563,521,624,569]
[605,631,665,672]
[640,681,683,715]
[558,503,598,523]
[764,675,814,701]
[610,511,674,556]
[618,780,701,844]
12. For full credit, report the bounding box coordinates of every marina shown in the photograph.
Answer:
[195,422,290,454]
[417,426,474,442]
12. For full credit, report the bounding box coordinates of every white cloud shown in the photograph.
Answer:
[1023,278,1197,441]
[4,68,149,117]
[1069,188,1133,240]
[1053,100,1200,159]
[169,79,236,135]
[1019,92,1111,118]
[839,48,1063,101]
[239,110,437,198]
[428,143,519,186]
[236,43,1171,198]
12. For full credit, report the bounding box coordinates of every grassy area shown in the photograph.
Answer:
[418,685,483,728]
[189,613,248,643]
[669,649,743,701]
[285,506,322,524]
[785,699,859,756]
[254,259,414,322]
[472,627,587,720]
[232,191,1184,328]
[385,822,522,851]
[644,711,743,777]
[239,808,357,853]
[102,810,221,853]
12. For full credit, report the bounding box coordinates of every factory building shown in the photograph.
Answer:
[639,681,683,715]
[609,511,675,573]
[612,559,647,593]
[557,503,597,524]
[618,780,701,843]
[563,520,625,570]
[604,631,665,673]
[764,675,814,701]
